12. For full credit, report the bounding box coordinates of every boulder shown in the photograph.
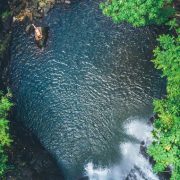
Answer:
[47,0,56,4]
[39,1,46,8]
[43,4,51,15]
[25,24,34,34]
[33,11,43,18]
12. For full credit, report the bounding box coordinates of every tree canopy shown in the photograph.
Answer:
[0,91,13,175]
[100,1,180,179]
[100,0,175,26]
[148,28,180,180]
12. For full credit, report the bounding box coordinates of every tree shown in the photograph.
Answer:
[148,29,180,180]
[100,0,180,178]
[100,0,175,26]
[0,90,13,175]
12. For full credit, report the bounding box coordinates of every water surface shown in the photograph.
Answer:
[10,0,164,179]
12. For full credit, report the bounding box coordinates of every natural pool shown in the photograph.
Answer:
[10,0,165,179]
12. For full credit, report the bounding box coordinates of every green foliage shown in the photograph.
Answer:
[0,11,12,22]
[166,18,179,30]
[100,0,175,26]
[0,90,13,176]
[148,31,180,179]
[100,0,180,178]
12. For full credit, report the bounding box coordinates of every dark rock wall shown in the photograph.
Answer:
[0,0,11,89]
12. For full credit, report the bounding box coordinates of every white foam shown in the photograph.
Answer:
[85,162,110,180]
[84,118,158,180]
[124,118,153,141]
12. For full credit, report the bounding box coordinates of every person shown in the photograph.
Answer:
[32,24,43,41]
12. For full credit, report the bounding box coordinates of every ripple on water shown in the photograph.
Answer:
[10,0,164,179]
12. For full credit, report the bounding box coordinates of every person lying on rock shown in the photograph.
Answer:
[32,24,43,41]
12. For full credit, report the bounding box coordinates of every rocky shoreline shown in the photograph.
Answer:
[10,0,72,22]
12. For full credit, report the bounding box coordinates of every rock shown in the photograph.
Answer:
[25,24,31,33]
[25,24,34,34]
[43,4,51,16]
[31,0,38,8]
[140,141,148,158]
[13,2,26,14]
[33,11,43,18]
[38,1,46,9]
[148,114,158,124]
[65,0,71,4]
[47,0,56,4]
[78,176,89,180]
[12,16,16,22]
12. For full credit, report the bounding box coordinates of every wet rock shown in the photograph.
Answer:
[139,140,171,180]
[33,11,43,18]
[31,0,38,9]
[39,1,46,9]
[49,0,56,3]
[140,141,148,158]
[158,167,171,180]
[174,0,180,11]
[78,176,89,180]
[65,0,71,4]
[43,4,51,16]
[10,0,72,23]
[56,0,71,4]
[19,166,34,179]
[25,24,33,34]
[37,0,56,16]
[148,114,158,124]
[126,166,144,180]
[13,2,26,15]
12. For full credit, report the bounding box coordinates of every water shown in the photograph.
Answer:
[85,118,158,180]
[10,0,164,179]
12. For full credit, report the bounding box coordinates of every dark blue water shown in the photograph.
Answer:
[10,1,164,179]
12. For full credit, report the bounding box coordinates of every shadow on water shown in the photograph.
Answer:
[10,0,165,179]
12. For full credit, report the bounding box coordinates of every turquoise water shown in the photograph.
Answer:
[10,1,164,179]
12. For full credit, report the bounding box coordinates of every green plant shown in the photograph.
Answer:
[147,31,180,179]
[0,90,13,176]
[100,0,180,178]
[0,11,12,22]
[100,0,175,26]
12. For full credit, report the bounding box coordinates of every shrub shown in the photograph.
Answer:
[100,0,175,26]
[0,90,13,176]
[147,30,180,179]
[100,0,180,177]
